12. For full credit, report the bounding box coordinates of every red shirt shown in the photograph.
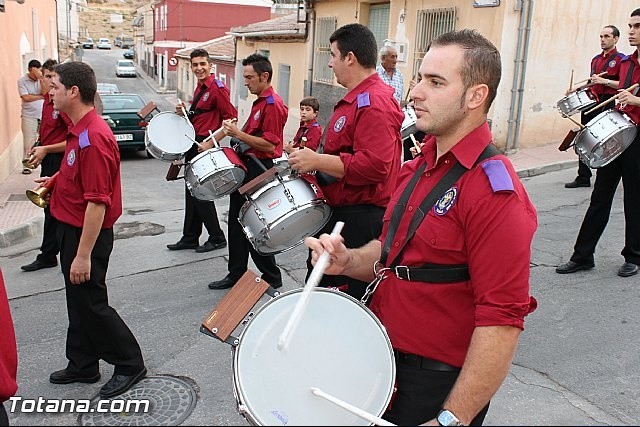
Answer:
[241,86,287,159]
[590,48,624,98]
[190,74,237,138]
[51,109,122,228]
[292,119,322,151]
[320,73,403,207]
[39,93,71,146]
[0,269,18,402]
[370,123,538,368]
[616,51,640,124]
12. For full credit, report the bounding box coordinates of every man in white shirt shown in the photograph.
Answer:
[376,45,405,104]
[17,59,46,174]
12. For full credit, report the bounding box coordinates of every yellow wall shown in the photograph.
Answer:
[0,0,58,181]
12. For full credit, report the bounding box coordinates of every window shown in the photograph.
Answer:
[219,73,227,85]
[368,4,390,54]
[412,7,456,79]
[314,16,337,83]
[277,64,290,106]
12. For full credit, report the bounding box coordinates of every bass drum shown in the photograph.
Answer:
[573,109,637,168]
[238,172,332,255]
[233,288,396,426]
[145,111,195,162]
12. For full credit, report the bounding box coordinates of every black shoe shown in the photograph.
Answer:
[264,279,282,289]
[49,368,101,384]
[208,276,237,290]
[167,241,199,251]
[21,258,58,272]
[555,260,595,274]
[195,240,227,253]
[617,262,638,277]
[99,367,147,398]
[564,180,590,188]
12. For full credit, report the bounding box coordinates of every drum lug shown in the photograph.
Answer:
[242,225,254,239]
[241,311,255,325]
[283,187,295,203]
[225,335,239,347]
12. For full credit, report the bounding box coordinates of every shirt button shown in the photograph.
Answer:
[394,242,400,247]
[431,239,436,244]
[445,160,450,164]
[408,206,413,211]
[425,172,430,177]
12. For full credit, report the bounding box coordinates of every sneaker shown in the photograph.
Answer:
[22,168,32,175]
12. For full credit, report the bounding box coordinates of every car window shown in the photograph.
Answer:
[102,95,145,110]
[117,60,134,67]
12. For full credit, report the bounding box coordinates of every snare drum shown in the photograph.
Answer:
[238,172,332,255]
[233,288,395,426]
[573,109,637,168]
[145,111,195,161]
[556,87,597,117]
[184,147,247,200]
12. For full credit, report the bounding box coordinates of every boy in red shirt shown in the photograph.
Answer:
[284,96,322,153]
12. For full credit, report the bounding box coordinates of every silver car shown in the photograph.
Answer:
[115,59,136,77]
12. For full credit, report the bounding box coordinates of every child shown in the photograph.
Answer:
[284,96,322,153]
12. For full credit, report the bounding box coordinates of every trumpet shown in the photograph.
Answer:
[26,171,59,208]
[22,139,41,169]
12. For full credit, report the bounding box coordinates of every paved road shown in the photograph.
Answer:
[1,52,638,425]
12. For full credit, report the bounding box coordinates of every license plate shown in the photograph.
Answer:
[115,134,133,141]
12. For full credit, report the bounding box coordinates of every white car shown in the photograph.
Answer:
[97,38,112,49]
[115,59,136,77]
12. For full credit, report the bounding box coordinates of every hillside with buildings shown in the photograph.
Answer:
[79,0,142,43]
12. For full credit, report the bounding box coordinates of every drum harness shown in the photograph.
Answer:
[361,144,500,305]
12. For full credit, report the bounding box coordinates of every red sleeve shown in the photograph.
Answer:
[0,269,18,402]
[304,124,322,151]
[79,135,119,206]
[214,85,237,120]
[260,102,287,147]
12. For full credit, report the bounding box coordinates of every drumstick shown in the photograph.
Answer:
[184,133,203,150]
[568,69,574,94]
[571,71,607,89]
[277,221,345,351]
[563,114,584,129]
[310,387,396,426]
[583,83,639,115]
[410,134,421,153]
[202,118,239,147]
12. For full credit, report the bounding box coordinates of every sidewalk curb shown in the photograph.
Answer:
[137,65,177,95]
[0,216,42,249]
[516,160,576,178]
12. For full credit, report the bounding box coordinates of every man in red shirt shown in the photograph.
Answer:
[565,25,624,189]
[45,61,146,398]
[168,49,237,254]
[288,23,404,300]
[206,54,286,290]
[557,9,640,278]
[21,59,72,272]
[306,29,537,426]
[0,269,18,426]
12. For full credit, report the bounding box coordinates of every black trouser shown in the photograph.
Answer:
[57,223,144,376]
[180,142,225,245]
[575,95,615,181]
[306,204,385,300]
[384,362,489,425]
[226,156,281,284]
[37,153,63,262]
[0,403,7,426]
[571,132,640,266]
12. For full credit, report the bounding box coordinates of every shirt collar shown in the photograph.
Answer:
[601,47,618,59]
[423,122,493,170]
[197,74,215,90]
[69,108,99,137]
[257,85,275,100]
[342,73,380,104]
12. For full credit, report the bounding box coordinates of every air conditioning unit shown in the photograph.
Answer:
[397,43,408,63]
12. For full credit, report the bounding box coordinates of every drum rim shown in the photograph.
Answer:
[231,287,396,425]
[574,110,638,168]
[146,111,195,153]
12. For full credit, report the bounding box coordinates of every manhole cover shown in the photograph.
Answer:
[79,375,197,426]
[114,221,165,240]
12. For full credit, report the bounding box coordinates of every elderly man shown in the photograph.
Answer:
[377,45,405,104]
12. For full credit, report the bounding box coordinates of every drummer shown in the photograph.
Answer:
[565,25,624,189]
[287,23,403,300]
[168,48,237,254]
[557,10,640,278]
[284,96,322,153]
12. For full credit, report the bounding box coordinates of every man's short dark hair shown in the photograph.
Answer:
[42,59,58,72]
[430,29,501,113]
[28,59,42,70]
[190,48,210,61]
[242,53,273,82]
[604,25,620,38]
[300,96,320,113]
[329,23,377,69]
[632,8,640,17]
[55,61,97,105]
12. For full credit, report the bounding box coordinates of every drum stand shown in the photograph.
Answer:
[200,270,280,346]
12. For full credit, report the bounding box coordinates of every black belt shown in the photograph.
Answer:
[394,350,460,372]
[393,264,470,283]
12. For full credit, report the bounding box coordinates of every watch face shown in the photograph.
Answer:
[438,410,460,426]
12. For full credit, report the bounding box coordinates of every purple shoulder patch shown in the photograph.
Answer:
[215,79,225,88]
[79,130,91,149]
[357,92,370,108]
[481,159,514,192]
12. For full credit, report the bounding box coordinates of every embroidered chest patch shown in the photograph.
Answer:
[253,110,261,121]
[433,186,458,216]
[609,59,617,68]
[52,110,59,120]
[333,115,346,132]
[67,149,76,166]
[202,92,210,102]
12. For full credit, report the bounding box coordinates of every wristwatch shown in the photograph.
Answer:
[437,409,464,426]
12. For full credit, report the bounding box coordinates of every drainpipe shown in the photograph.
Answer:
[505,0,534,152]
[305,0,316,97]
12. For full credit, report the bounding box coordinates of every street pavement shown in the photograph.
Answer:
[1,54,638,426]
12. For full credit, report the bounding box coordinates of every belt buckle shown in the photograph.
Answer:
[394,265,410,281]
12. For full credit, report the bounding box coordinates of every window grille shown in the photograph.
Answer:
[412,7,456,79]
[314,16,337,83]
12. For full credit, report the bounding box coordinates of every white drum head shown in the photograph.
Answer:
[146,111,195,156]
[233,288,395,426]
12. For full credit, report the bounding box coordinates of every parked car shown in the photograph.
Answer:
[123,48,134,59]
[115,59,136,77]
[97,38,112,49]
[101,93,155,153]
[114,35,122,47]
[97,83,121,95]
[121,36,134,49]
[82,38,94,49]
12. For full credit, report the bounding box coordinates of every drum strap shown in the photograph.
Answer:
[188,83,209,119]
[623,61,637,91]
[379,144,500,283]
